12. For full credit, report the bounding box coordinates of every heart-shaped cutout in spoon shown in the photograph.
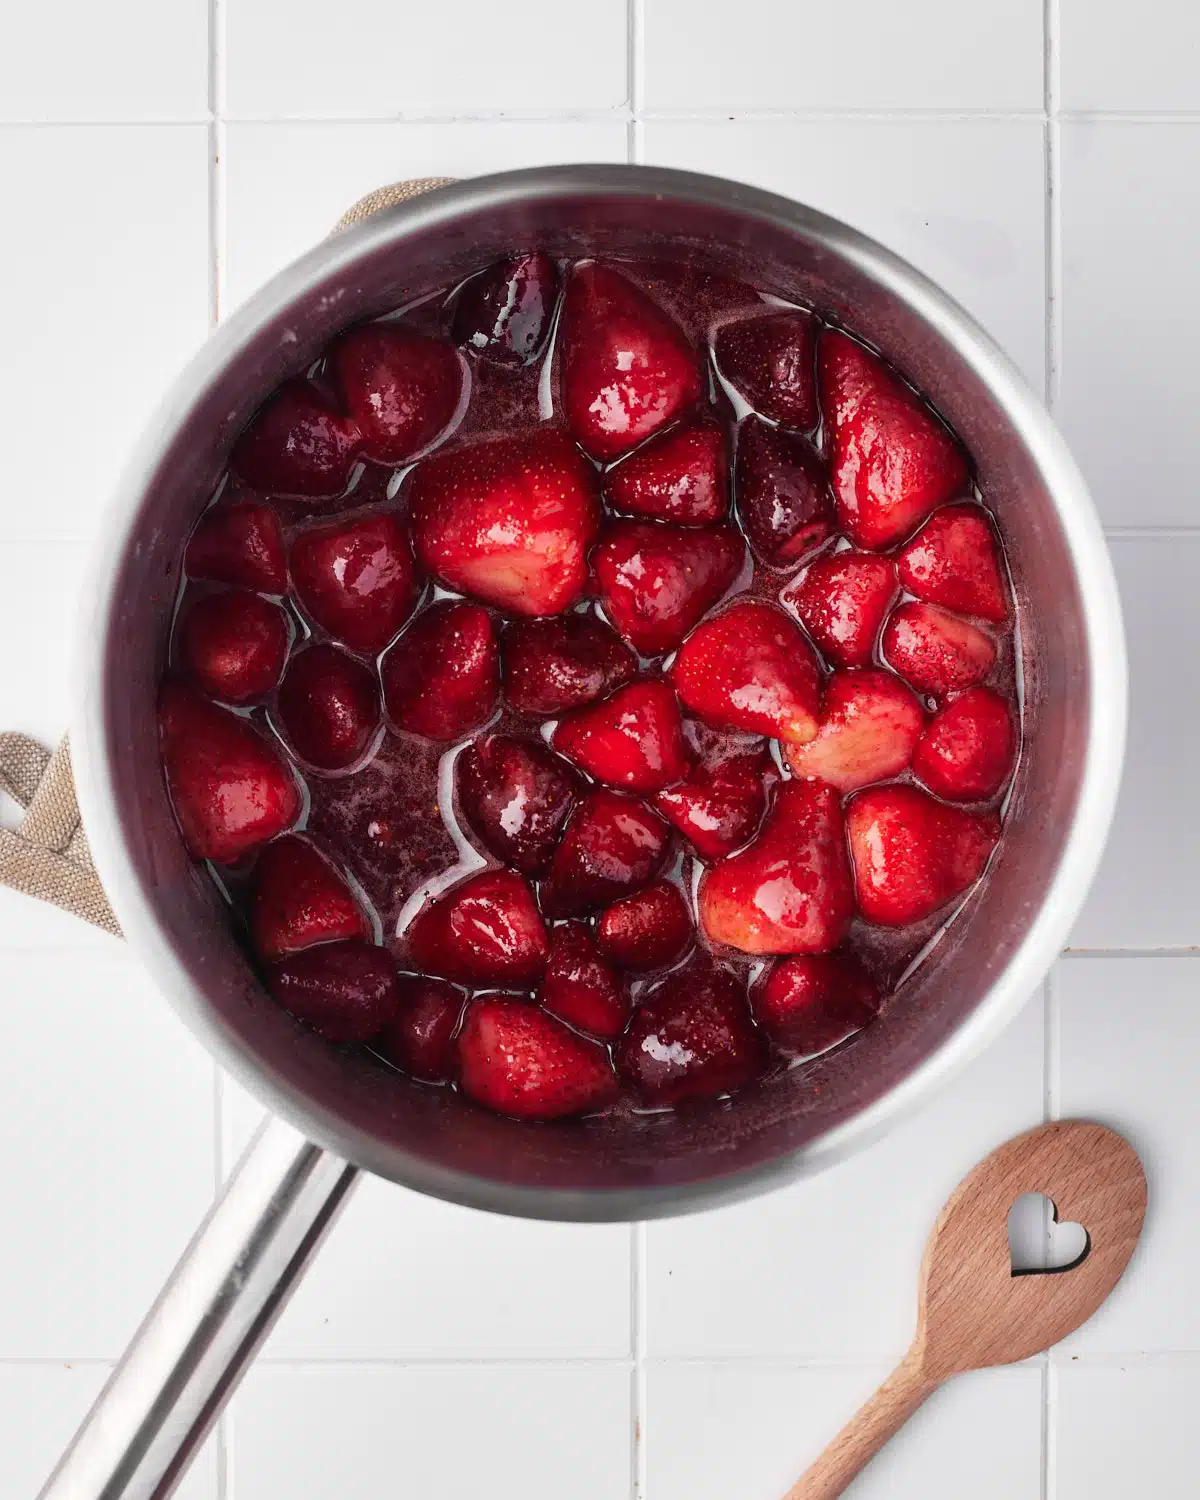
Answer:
[1007,1191,1090,1275]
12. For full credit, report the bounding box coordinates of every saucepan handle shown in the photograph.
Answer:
[37,1115,359,1500]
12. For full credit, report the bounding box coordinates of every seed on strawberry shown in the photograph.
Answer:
[714,309,819,430]
[327,322,462,464]
[232,379,360,501]
[455,734,578,875]
[176,590,289,706]
[266,939,399,1042]
[734,416,836,567]
[501,613,636,716]
[752,953,879,1056]
[882,601,996,699]
[250,834,371,961]
[275,643,381,771]
[896,503,1009,623]
[540,789,671,918]
[784,668,924,794]
[538,923,629,1040]
[375,976,465,1081]
[405,868,549,986]
[185,503,286,594]
[912,686,1016,802]
[453,253,560,366]
[290,511,418,655]
[596,881,693,970]
[457,995,619,1120]
[786,549,897,669]
[552,679,690,794]
[605,416,730,526]
[381,601,499,742]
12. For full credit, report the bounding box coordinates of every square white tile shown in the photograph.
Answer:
[1053,1363,1200,1498]
[642,118,1047,393]
[1058,122,1200,527]
[1059,1,1200,113]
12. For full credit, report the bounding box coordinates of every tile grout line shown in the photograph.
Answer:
[632,1222,647,1500]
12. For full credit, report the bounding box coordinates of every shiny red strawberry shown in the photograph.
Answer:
[275,644,381,771]
[405,868,549,986]
[250,834,371,961]
[653,753,768,861]
[788,550,897,669]
[232,379,360,501]
[290,512,418,655]
[596,881,693,970]
[501,613,636,715]
[185,503,286,593]
[455,734,578,875]
[408,429,602,616]
[846,784,1000,926]
[734,416,835,567]
[375,976,465,1081]
[592,521,744,656]
[882,602,996,698]
[457,995,619,1120]
[912,686,1016,802]
[158,681,300,863]
[784,668,924,793]
[752,953,879,1056]
[176,590,289,705]
[560,262,702,461]
[552,679,690,793]
[699,780,854,955]
[327,322,462,463]
[453,253,560,366]
[605,417,729,526]
[714,309,819,430]
[819,330,969,549]
[381,601,499,742]
[266,939,398,1041]
[538,923,629,1040]
[540,789,670,918]
[896,503,1009,622]
[670,599,821,744]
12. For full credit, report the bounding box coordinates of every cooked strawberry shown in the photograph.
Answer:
[381,601,499,742]
[592,521,744,656]
[457,995,619,1120]
[453,252,560,366]
[327,322,462,464]
[375,976,464,1081]
[176,590,289,706]
[787,550,897,669]
[275,643,381,771]
[552,679,690,793]
[846,784,1000,926]
[912,686,1016,802]
[605,417,729,526]
[881,601,996,698]
[752,953,879,1056]
[501,613,636,715]
[784,668,924,793]
[714,309,819,430]
[653,754,768,861]
[669,599,821,744]
[232,378,360,501]
[596,881,693,970]
[819,330,969,549]
[560,262,702,460]
[158,681,300,863]
[408,429,602,616]
[540,789,670,918]
[896,503,1009,623]
[538,923,629,1039]
[250,834,371,961]
[455,734,578,874]
[698,780,854,955]
[290,512,418,655]
[406,868,549,986]
[185,503,286,593]
[615,964,765,1105]
[266,939,398,1041]
[734,416,835,567]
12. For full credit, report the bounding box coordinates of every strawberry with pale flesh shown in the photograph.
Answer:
[328,322,462,464]
[455,734,578,875]
[714,309,819,430]
[882,601,996,698]
[185,503,286,593]
[913,686,1016,802]
[375,976,465,1081]
[752,953,879,1056]
[275,644,381,771]
[541,789,670,918]
[538,923,630,1040]
[734,416,835,567]
[501,613,636,715]
[552,679,690,794]
[266,940,398,1042]
[596,881,693,970]
[406,868,549,986]
[290,512,418,655]
[784,668,924,794]
[457,996,619,1120]
[605,417,729,526]
[453,253,560,366]
[232,379,359,501]
[896,503,1009,622]
[250,834,371,961]
[381,601,499,742]
[787,549,897,669]
[176,590,289,706]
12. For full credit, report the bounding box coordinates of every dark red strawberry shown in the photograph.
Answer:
[734,416,835,567]
[605,417,729,526]
[501,613,636,715]
[784,668,924,793]
[327,322,462,464]
[653,754,768,861]
[266,939,398,1042]
[455,734,578,874]
[698,780,853,955]
[541,789,670,918]
[615,964,765,1105]
[375,976,464,1081]
[232,379,360,501]
[381,601,499,742]
[409,429,602,617]
[185,503,286,593]
[670,599,821,744]
[457,995,619,1120]
[881,602,996,698]
[896,503,1009,623]
[290,512,418,655]
[453,253,560,366]
[560,262,702,461]
[250,834,371,961]
[405,868,549,986]
[538,923,629,1040]
[714,309,819,430]
[846,784,1000,926]
[158,681,300,863]
[176,590,289,705]
[275,644,381,771]
[912,686,1016,802]
[592,521,744,656]
[596,881,693,970]
[788,550,897,669]
[819,330,969,550]
[552,679,690,793]
[752,953,879,1056]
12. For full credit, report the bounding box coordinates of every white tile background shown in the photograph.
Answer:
[2,2,1198,1496]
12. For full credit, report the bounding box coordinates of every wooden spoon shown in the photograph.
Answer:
[783,1120,1147,1499]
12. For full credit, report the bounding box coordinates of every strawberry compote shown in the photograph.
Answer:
[157,251,1019,1123]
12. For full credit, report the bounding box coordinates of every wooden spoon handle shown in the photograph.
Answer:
[782,1349,939,1500]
